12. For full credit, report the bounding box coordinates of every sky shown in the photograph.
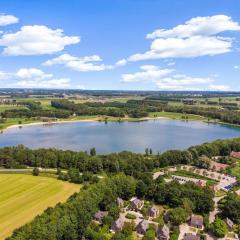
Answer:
[0,0,240,91]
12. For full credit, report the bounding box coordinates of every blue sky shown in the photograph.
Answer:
[0,0,239,90]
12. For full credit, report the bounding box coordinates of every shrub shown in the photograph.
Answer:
[125,213,136,220]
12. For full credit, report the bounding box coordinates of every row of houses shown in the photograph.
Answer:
[171,175,207,187]
[111,218,170,240]
[94,197,238,239]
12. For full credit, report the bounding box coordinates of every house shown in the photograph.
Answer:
[130,198,144,211]
[209,160,228,172]
[117,197,124,207]
[157,225,170,240]
[171,175,207,187]
[136,220,149,235]
[197,180,206,187]
[94,211,108,223]
[148,206,159,218]
[183,233,200,240]
[230,151,240,159]
[190,215,203,229]
[111,217,124,232]
[210,184,219,192]
[225,217,234,229]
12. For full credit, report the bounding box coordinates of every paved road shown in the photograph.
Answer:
[209,196,225,223]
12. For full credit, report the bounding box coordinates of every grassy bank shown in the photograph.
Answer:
[148,111,209,121]
[1,111,239,132]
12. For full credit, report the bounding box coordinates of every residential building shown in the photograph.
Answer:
[117,197,124,208]
[183,233,200,240]
[209,160,228,172]
[230,151,240,159]
[157,225,170,240]
[111,217,124,232]
[190,215,203,229]
[148,206,159,218]
[136,220,149,235]
[129,198,144,211]
[225,218,234,229]
[94,211,108,223]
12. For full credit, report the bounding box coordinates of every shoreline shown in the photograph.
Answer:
[2,115,240,132]
[3,116,168,131]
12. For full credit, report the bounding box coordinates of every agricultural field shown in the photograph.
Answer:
[0,105,27,113]
[0,174,80,239]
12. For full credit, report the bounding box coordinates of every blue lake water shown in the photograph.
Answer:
[0,120,240,153]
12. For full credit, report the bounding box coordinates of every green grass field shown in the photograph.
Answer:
[149,111,208,121]
[0,105,27,113]
[0,174,80,239]
[229,160,240,181]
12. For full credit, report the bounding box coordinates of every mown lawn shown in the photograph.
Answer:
[229,160,240,180]
[0,174,80,239]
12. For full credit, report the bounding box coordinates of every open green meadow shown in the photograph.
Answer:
[149,111,208,121]
[0,174,80,239]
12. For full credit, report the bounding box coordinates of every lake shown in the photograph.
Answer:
[1,119,240,153]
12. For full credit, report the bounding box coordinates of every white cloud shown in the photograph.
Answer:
[129,36,232,61]
[0,71,10,80]
[167,62,175,66]
[208,84,230,91]
[155,75,212,90]
[121,65,174,83]
[128,15,240,62]
[17,78,71,88]
[115,58,127,66]
[234,65,239,69]
[146,15,240,39]
[0,25,80,55]
[16,68,53,79]
[0,14,19,26]
[13,68,71,88]
[44,53,114,72]
[121,65,215,90]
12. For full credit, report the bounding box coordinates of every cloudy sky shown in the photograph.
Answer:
[0,0,239,90]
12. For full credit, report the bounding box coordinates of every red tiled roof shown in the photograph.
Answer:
[210,160,228,171]
[231,151,240,159]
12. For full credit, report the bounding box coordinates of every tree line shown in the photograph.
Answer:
[1,138,240,177]
[1,98,240,125]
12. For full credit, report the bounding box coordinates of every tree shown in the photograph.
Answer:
[169,207,188,226]
[220,193,240,223]
[149,148,153,155]
[143,229,155,240]
[210,218,227,238]
[32,167,39,176]
[145,148,149,156]
[182,198,193,215]
[90,148,96,156]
